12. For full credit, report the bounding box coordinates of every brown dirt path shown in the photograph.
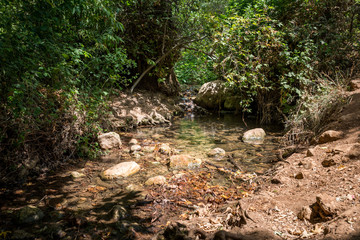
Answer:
[236,79,360,239]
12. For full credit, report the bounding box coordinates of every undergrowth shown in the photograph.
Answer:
[283,76,350,146]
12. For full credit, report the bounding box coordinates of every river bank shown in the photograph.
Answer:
[1,81,360,240]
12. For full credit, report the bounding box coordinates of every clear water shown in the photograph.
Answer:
[126,114,281,174]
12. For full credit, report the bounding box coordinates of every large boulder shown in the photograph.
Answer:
[100,161,140,180]
[195,80,239,110]
[242,128,266,144]
[98,132,121,150]
[195,80,226,109]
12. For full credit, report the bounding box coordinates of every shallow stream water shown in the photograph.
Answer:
[123,113,282,175]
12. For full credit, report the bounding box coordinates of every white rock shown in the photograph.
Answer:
[207,148,226,158]
[100,161,140,180]
[71,171,85,179]
[143,146,155,153]
[242,128,266,144]
[130,144,142,152]
[98,132,121,150]
[129,139,138,145]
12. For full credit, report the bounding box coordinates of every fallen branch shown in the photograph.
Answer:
[227,156,243,172]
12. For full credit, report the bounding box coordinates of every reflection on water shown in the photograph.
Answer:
[131,114,282,174]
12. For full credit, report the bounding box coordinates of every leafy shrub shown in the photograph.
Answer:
[211,13,315,123]
[0,0,135,183]
[175,49,217,85]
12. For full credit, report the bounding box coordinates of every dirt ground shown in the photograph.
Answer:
[231,79,360,240]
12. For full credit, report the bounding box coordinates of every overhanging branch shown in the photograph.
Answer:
[130,36,208,93]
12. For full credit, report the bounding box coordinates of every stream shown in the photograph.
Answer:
[0,110,284,240]
[111,113,283,193]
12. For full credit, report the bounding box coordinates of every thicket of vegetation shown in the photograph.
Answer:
[176,0,360,124]
[1,0,359,183]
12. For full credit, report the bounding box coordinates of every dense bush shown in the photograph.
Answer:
[212,13,315,123]
[175,0,359,124]
[175,49,217,85]
[0,0,136,183]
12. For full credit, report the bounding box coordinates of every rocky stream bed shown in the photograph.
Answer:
[1,81,360,240]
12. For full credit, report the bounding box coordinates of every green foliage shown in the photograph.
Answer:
[0,0,135,180]
[268,0,360,74]
[177,0,359,123]
[210,12,315,122]
[175,49,217,85]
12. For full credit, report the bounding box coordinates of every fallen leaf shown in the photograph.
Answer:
[87,186,106,193]
[14,190,24,195]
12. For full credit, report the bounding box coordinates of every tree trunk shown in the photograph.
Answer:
[136,68,180,96]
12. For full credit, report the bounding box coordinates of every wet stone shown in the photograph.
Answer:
[242,128,266,144]
[100,161,140,180]
[207,148,226,158]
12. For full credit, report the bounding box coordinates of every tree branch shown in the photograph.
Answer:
[130,35,208,93]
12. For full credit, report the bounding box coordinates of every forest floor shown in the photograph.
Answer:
[1,80,360,240]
